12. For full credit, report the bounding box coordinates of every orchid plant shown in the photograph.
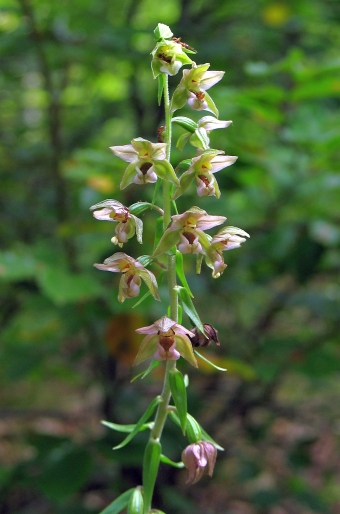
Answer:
[92,24,249,514]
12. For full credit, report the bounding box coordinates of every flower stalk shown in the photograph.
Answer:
[92,23,250,514]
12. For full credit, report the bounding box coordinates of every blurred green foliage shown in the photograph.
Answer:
[0,0,340,513]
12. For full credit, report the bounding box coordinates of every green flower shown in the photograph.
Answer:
[171,64,224,116]
[173,150,237,200]
[110,138,179,189]
[173,116,233,152]
[151,40,194,78]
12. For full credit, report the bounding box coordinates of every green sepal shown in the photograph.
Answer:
[204,90,219,117]
[153,159,180,186]
[172,116,198,133]
[129,202,163,217]
[112,396,161,450]
[194,350,227,371]
[99,488,134,514]
[175,251,194,298]
[158,74,165,105]
[186,413,202,443]
[131,359,161,382]
[175,285,206,335]
[128,486,144,514]
[143,439,162,513]
[101,420,153,433]
[154,23,173,41]
[169,368,187,434]
[160,454,185,468]
[170,87,188,113]
[172,170,195,200]
[153,228,181,257]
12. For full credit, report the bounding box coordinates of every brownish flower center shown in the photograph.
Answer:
[182,231,196,244]
[139,162,153,175]
[158,328,175,351]
[198,175,210,185]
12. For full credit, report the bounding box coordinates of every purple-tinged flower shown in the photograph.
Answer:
[94,252,160,303]
[153,207,226,257]
[182,441,217,484]
[110,138,179,189]
[205,226,250,278]
[173,150,237,200]
[134,316,197,367]
[188,324,220,348]
[171,64,224,116]
[90,200,143,246]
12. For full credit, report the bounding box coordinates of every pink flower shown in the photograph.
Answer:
[94,252,160,303]
[90,200,143,246]
[134,316,197,367]
[205,227,250,278]
[153,207,226,257]
[182,441,217,484]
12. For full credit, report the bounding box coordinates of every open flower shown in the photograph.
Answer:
[171,64,224,116]
[182,441,217,484]
[110,138,179,189]
[153,207,226,257]
[173,115,233,152]
[205,227,250,278]
[151,40,194,78]
[94,252,160,303]
[90,199,143,246]
[134,316,197,367]
[173,150,237,200]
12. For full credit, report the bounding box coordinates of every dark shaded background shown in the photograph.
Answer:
[1,0,340,512]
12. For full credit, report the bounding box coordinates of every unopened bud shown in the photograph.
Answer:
[182,441,217,484]
[188,324,220,348]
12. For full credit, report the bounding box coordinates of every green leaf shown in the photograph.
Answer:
[153,217,165,252]
[99,489,135,514]
[0,247,37,281]
[175,286,206,334]
[190,127,210,150]
[143,439,162,512]
[112,396,161,450]
[169,368,187,434]
[175,250,194,298]
[101,421,153,433]
[176,132,191,152]
[194,350,227,371]
[160,454,185,468]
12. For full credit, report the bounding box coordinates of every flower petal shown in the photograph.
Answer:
[110,144,137,162]
[175,334,198,367]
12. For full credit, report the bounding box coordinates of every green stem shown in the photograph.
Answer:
[143,73,178,514]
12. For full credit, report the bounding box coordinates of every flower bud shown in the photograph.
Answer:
[182,441,217,484]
